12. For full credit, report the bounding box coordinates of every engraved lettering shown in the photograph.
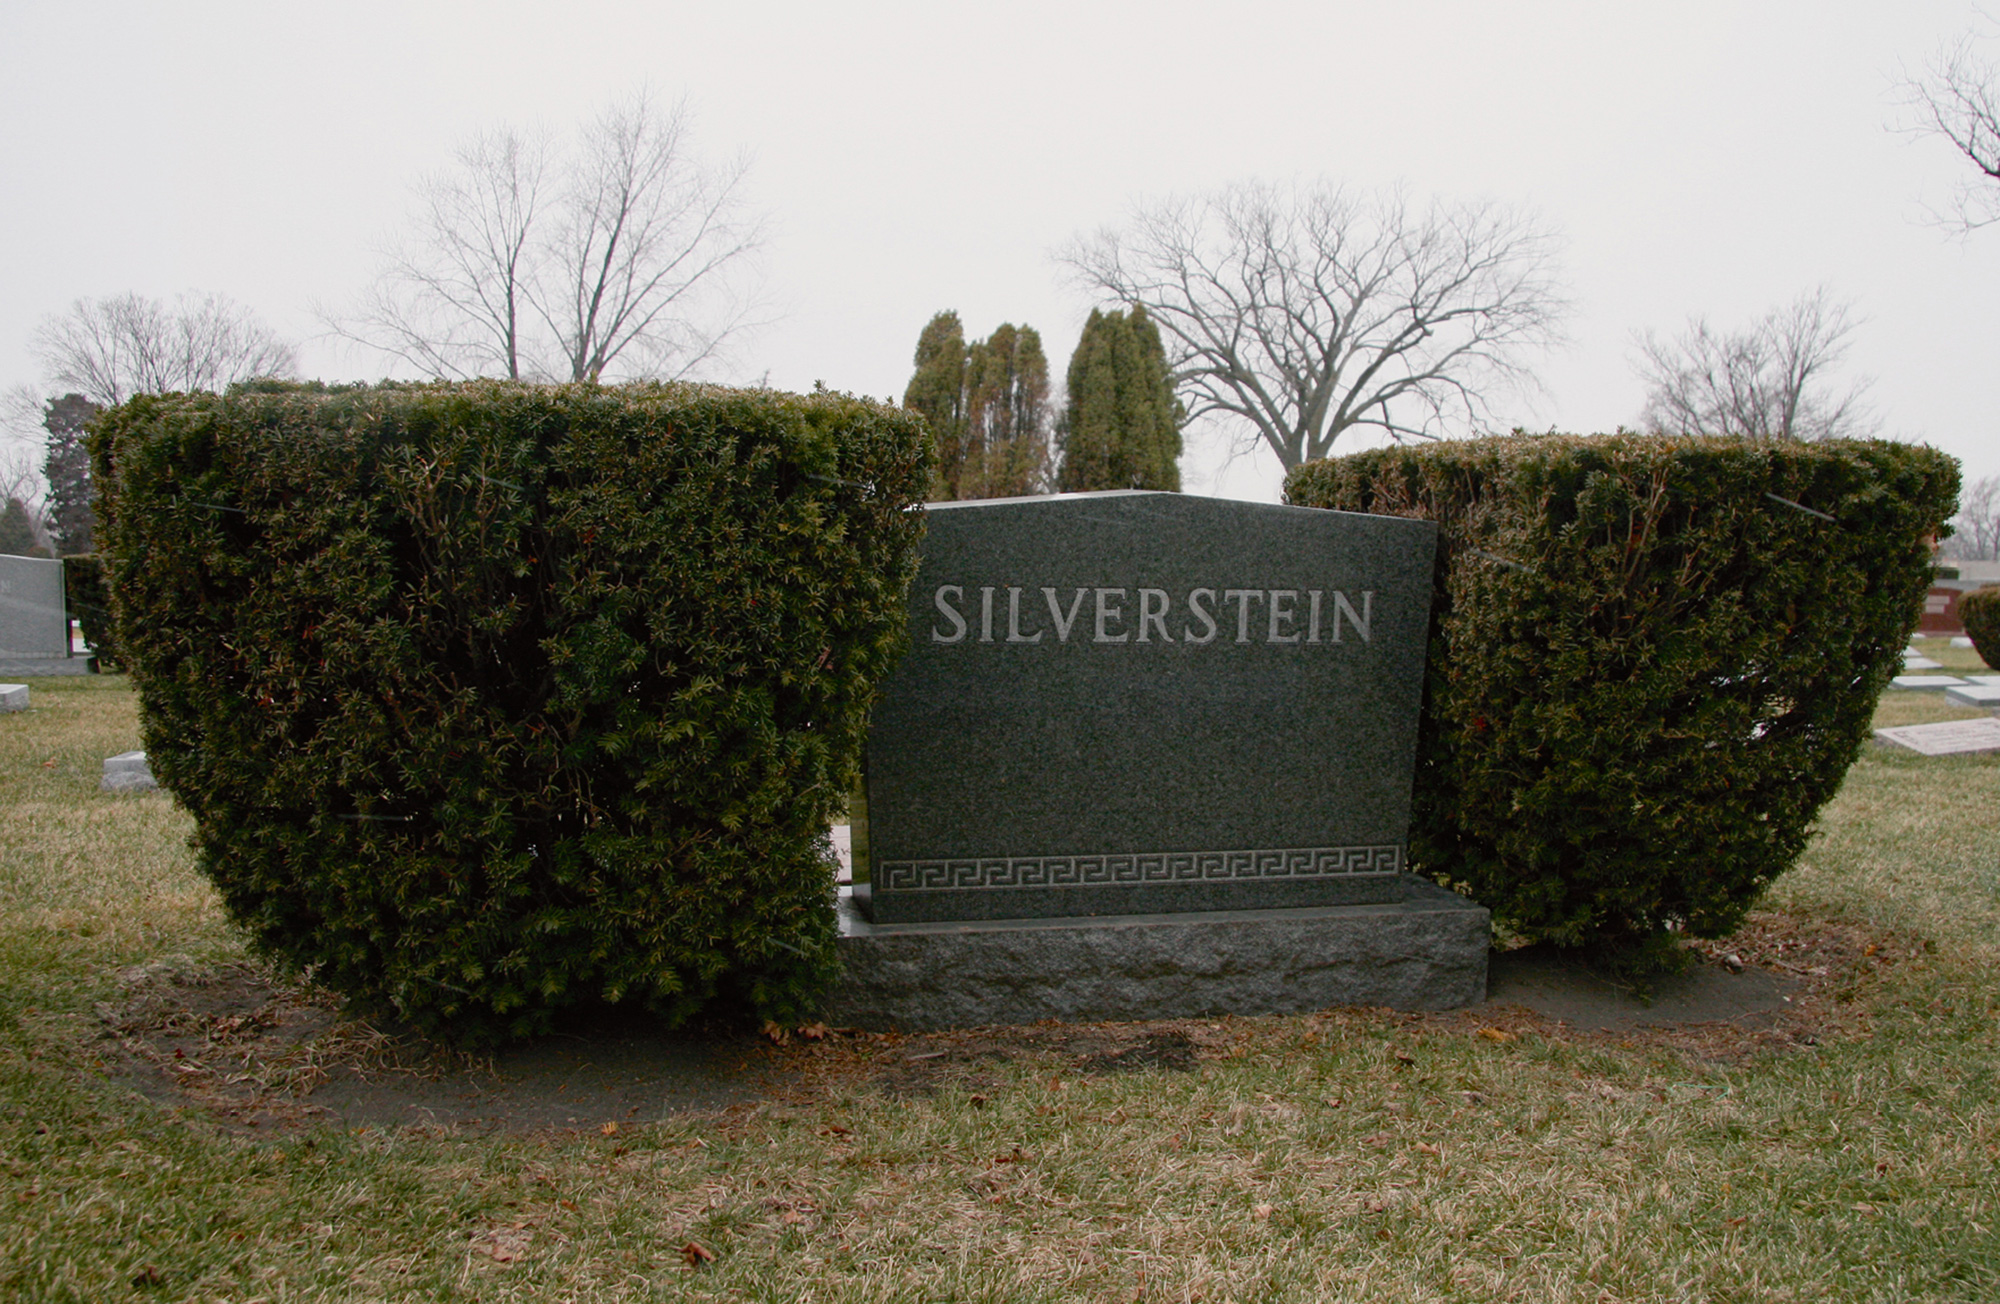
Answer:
[1044,587,1087,643]
[1137,588,1173,643]
[1094,588,1129,643]
[979,586,996,643]
[1267,589,1299,643]
[1006,587,1043,643]
[1308,589,1323,643]
[932,585,967,643]
[1223,589,1264,644]
[1332,590,1373,643]
[1184,588,1218,644]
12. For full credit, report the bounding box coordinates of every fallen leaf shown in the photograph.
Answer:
[1476,1027,1515,1043]
[761,1021,789,1045]
[798,1022,829,1040]
[1392,1049,1415,1064]
[1252,1203,1274,1220]
[681,1241,715,1266]
[822,1123,852,1136]
[969,1093,988,1109]
[1852,1202,1879,1214]
[781,1209,804,1225]
[1413,1142,1441,1157]
[559,1199,577,1212]
[600,1122,619,1137]
[1725,1215,1749,1228]
[1322,1096,1345,1109]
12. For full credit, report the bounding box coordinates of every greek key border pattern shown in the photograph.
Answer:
[878,844,1402,893]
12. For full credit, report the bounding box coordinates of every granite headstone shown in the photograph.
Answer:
[852,491,1437,924]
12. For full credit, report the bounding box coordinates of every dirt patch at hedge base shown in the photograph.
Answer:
[94,911,1911,1135]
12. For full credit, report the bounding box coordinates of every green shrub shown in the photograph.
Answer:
[61,554,117,670]
[1286,433,1958,949]
[1963,586,2000,669]
[91,380,930,1043]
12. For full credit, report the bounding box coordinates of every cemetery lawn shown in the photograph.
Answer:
[1,674,1997,1302]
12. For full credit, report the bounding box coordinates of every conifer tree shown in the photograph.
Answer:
[42,392,100,556]
[903,312,1052,500]
[0,499,39,557]
[1059,305,1182,491]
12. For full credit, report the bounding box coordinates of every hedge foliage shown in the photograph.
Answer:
[91,380,930,1043]
[62,554,117,670]
[1287,433,1958,948]
[1963,585,2000,668]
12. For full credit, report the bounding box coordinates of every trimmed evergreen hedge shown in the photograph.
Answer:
[1287,433,1958,948]
[1963,585,2000,669]
[91,381,930,1042]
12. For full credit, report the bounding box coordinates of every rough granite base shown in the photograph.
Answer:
[829,874,1489,1032]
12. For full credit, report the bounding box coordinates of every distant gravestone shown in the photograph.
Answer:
[1902,653,1944,671]
[101,751,157,792]
[0,556,68,659]
[1875,718,2000,755]
[1945,685,2000,710]
[0,684,25,712]
[1891,675,1970,691]
[851,491,1437,924]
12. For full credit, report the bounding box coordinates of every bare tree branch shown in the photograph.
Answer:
[1894,27,2000,233]
[1945,473,2000,560]
[329,92,767,384]
[1056,180,1567,471]
[30,292,297,407]
[1632,288,1877,441]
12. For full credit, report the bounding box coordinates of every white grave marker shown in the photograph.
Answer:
[1875,718,2000,755]
[1892,675,1970,690]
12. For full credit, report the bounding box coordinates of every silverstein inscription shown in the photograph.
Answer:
[929,585,1374,646]
[852,491,1437,924]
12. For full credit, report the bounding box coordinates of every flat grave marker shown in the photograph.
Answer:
[1891,675,1970,691]
[1875,717,2000,756]
[1944,685,2000,710]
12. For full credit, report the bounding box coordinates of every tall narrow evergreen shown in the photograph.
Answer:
[902,312,968,500]
[904,312,1051,500]
[42,392,100,555]
[1059,305,1182,492]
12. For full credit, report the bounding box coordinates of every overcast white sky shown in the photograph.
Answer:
[2,1,1995,502]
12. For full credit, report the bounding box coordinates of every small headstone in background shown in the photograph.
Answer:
[1875,718,2000,756]
[0,684,25,712]
[1954,636,1976,649]
[1902,653,1944,670]
[1967,675,2000,688]
[1945,685,2000,710]
[1891,675,1970,691]
[101,751,157,792]
[829,823,852,883]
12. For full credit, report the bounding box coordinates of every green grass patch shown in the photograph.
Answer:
[2,676,1998,1301]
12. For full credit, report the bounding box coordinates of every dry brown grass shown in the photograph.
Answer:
[0,674,1997,1301]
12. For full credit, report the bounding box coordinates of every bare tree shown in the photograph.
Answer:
[1895,28,2000,233]
[1946,473,2000,560]
[1056,180,1567,471]
[31,291,297,406]
[333,92,765,384]
[344,128,550,380]
[1633,288,1876,441]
